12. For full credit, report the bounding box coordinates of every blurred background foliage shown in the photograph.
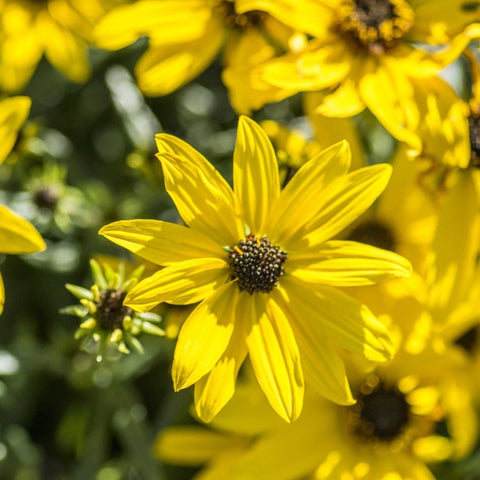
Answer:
[0,33,479,480]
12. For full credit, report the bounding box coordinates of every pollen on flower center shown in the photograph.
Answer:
[336,0,414,54]
[469,114,480,168]
[348,379,410,442]
[95,289,133,332]
[228,233,287,294]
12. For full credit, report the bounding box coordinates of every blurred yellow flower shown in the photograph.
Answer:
[0,96,45,314]
[0,205,46,314]
[100,116,411,423]
[156,340,477,480]
[0,0,123,92]
[233,351,476,480]
[93,0,299,112]
[238,0,480,149]
[0,95,30,164]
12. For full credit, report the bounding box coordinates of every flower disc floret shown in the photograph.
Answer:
[95,288,133,332]
[229,233,287,294]
[350,381,410,441]
[337,0,414,54]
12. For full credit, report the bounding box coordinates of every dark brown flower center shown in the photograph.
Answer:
[337,0,414,54]
[216,0,266,30]
[348,220,397,251]
[454,326,478,353]
[95,289,133,332]
[349,382,410,442]
[34,187,58,210]
[229,233,287,294]
[469,114,480,168]
[461,2,480,13]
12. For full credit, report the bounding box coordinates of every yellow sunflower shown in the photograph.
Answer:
[236,0,480,150]
[93,0,299,112]
[155,340,477,480]
[100,116,411,423]
[0,96,45,313]
[0,0,124,92]
[233,351,476,480]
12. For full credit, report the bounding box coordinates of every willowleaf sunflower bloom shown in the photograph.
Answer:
[0,0,125,92]
[100,116,411,422]
[0,96,45,314]
[237,0,480,149]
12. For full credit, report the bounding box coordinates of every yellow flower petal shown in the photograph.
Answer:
[0,96,30,165]
[194,322,248,423]
[245,294,304,422]
[234,116,280,234]
[37,11,89,83]
[234,411,328,480]
[304,97,365,169]
[289,240,412,286]
[236,0,335,37]
[261,41,351,91]
[301,164,392,248]
[135,21,224,96]
[0,205,46,254]
[223,28,294,115]
[0,9,42,92]
[154,426,243,465]
[283,276,394,362]
[427,172,479,323]
[412,436,453,463]
[94,0,213,50]
[359,62,421,151]
[156,148,241,246]
[411,76,470,168]
[410,1,480,43]
[172,283,238,391]
[99,219,222,266]
[268,140,350,246]
[274,288,354,405]
[313,75,365,118]
[210,380,284,436]
[124,258,230,311]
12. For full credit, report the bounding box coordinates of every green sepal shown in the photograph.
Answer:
[89,259,107,290]
[65,284,94,301]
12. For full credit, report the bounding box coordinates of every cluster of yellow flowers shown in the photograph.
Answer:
[1,0,480,478]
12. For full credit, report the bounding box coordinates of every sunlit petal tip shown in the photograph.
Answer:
[394,255,413,278]
[7,96,31,117]
[195,403,216,424]
[123,290,155,313]
[98,222,115,236]
[155,151,179,165]
[172,364,195,392]
[154,133,176,152]
[376,162,393,181]
[36,237,47,252]
[332,138,351,168]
